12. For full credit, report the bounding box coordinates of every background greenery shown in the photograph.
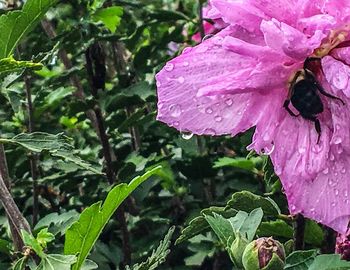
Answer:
[0,0,349,269]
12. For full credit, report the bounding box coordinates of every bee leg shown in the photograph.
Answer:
[283,100,299,117]
[313,80,345,105]
[304,115,321,144]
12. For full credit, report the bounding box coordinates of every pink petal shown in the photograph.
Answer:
[211,0,268,33]
[156,35,278,136]
[260,18,326,60]
[280,153,350,233]
[321,1,350,22]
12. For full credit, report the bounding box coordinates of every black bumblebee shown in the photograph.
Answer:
[283,57,345,143]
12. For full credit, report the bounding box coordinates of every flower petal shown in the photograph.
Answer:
[280,153,350,233]
[211,0,268,32]
[156,36,278,136]
[260,18,326,60]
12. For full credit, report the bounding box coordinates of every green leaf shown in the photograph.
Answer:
[239,208,263,241]
[36,228,54,248]
[213,157,261,171]
[175,207,236,244]
[258,220,324,247]
[0,132,102,174]
[21,230,45,258]
[36,254,77,270]
[64,166,162,270]
[285,250,318,270]
[0,0,57,59]
[308,254,350,270]
[227,191,280,216]
[0,56,42,77]
[13,257,27,270]
[126,226,175,270]
[204,213,235,246]
[92,6,123,32]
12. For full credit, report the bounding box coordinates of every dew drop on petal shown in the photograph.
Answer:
[214,116,223,122]
[205,107,213,114]
[178,76,185,84]
[173,121,179,126]
[345,199,350,204]
[204,128,216,136]
[341,167,347,174]
[333,136,342,144]
[331,202,336,207]
[156,81,161,87]
[181,132,194,140]
[165,63,174,71]
[183,61,189,67]
[169,104,182,117]
[335,189,339,195]
[344,190,349,197]
[182,47,192,54]
[225,98,233,106]
[330,154,335,161]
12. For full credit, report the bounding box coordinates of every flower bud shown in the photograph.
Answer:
[229,233,249,268]
[242,237,285,270]
[336,229,350,261]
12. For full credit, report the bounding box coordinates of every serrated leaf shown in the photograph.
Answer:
[175,207,236,244]
[285,250,318,270]
[126,226,175,270]
[0,132,102,174]
[92,6,123,32]
[239,208,263,241]
[227,191,280,216]
[0,56,42,77]
[36,254,76,270]
[308,254,350,270]
[64,166,162,270]
[0,0,57,59]
[204,213,235,246]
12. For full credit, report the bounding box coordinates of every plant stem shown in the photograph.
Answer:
[293,214,305,250]
[198,0,205,39]
[321,226,336,254]
[85,42,131,266]
[0,145,27,250]
[24,73,39,225]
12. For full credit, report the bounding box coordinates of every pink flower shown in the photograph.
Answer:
[192,3,228,43]
[155,0,350,233]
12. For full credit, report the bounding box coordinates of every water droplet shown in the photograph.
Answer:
[165,63,174,71]
[225,98,233,106]
[328,178,336,187]
[181,132,194,140]
[169,104,182,117]
[214,116,222,122]
[173,121,179,126]
[330,154,335,161]
[263,133,270,142]
[178,76,185,84]
[341,167,347,174]
[156,81,161,87]
[182,47,192,54]
[337,146,344,154]
[298,146,306,154]
[344,190,349,197]
[205,108,213,114]
[310,208,315,214]
[333,136,342,144]
[183,61,189,67]
[335,189,339,195]
[331,202,336,207]
[345,199,349,204]
[261,144,275,155]
[336,124,341,130]
[291,204,296,211]
[204,128,216,136]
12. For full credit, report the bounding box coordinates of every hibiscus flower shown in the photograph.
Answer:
[156,0,350,233]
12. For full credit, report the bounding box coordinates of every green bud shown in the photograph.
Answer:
[229,233,249,268]
[242,237,285,270]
